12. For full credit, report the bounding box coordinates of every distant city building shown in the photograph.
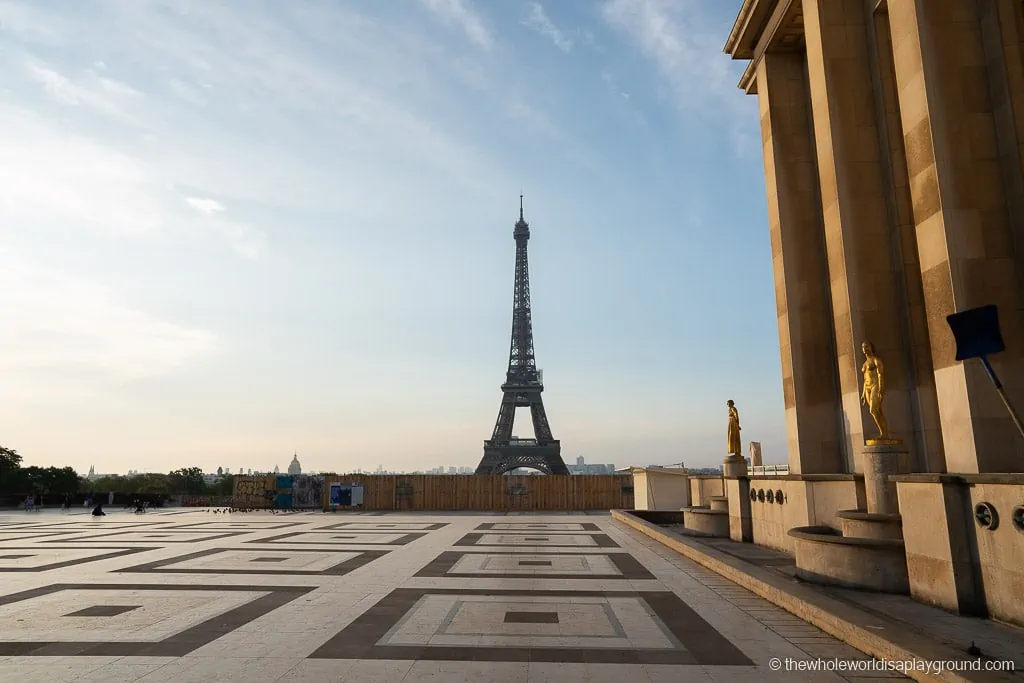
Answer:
[273,465,280,474]
[288,454,302,476]
[567,455,616,475]
[86,465,119,480]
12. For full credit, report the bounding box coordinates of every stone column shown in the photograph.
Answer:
[802,0,917,472]
[870,11,947,474]
[976,0,1024,308]
[755,50,845,475]
[887,0,1024,472]
[727,477,753,543]
[863,443,911,515]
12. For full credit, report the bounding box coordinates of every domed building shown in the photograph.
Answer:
[287,453,302,476]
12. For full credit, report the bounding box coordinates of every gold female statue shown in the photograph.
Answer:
[860,341,890,441]
[726,400,742,455]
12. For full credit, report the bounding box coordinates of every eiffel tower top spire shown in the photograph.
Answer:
[514,195,530,239]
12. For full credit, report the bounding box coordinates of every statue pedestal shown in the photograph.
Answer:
[723,454,748,478]
[863,441,911,515]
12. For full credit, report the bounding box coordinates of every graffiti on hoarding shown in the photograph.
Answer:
[236,480,257,496]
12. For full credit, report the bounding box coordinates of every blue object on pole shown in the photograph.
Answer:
[947,304,1005,360]
[946,305,1023,440]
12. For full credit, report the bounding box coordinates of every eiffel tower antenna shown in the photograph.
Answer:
[475,197,569,475]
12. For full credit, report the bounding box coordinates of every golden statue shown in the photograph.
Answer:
[861,341,900,445]
[726,400,742,455]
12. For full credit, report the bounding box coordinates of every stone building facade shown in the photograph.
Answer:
[725,0,1024,477]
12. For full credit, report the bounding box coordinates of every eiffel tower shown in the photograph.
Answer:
[475,197,570,476]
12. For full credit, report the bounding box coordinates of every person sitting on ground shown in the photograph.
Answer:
[91,503,105,517]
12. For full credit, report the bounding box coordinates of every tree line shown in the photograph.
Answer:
[0,446,234,503]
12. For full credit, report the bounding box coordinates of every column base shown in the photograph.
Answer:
[723,454,748,478]
[863,443,911,515]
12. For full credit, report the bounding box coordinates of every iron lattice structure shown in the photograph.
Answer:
[475,199,569,476]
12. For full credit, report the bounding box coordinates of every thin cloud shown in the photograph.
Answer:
[0,105,163,236]
[23,60,142,122]
[0,254,218,387]
[419,0,493,50]
[184,196,225,217]
[524,2,573,53]
[601,0,755,151]
[183,196,264,259]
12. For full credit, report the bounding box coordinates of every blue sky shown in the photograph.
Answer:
[1,0,781,475]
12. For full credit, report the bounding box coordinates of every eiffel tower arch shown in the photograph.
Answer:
[475,198,570,476]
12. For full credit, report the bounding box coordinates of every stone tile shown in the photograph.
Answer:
[0,510,913,681]
[250,531,427,546]
[0,547,152,572]
[117,547,390,576]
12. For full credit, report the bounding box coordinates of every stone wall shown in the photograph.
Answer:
[748,476,864,553]
[689,476,725,507]
[633,469,690,511]
[896,474,1024,627]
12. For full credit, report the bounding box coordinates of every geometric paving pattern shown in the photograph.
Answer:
[309,587,753,664]
[0,510,909,682]
[474,522,602,532]
[322,522,449,531]
[48,530,247,544]
[0,583,313,656]
[454,532,620,548]
[415,551,655,579]
[0,547,152,572]
[165,521,307,530]
[249,531,428,545]
[0,531,74,542]
[117,547,390,576]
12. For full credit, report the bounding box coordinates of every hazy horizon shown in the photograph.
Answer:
[2,0,783,476]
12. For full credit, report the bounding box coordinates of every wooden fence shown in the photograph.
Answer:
[321,474,634,511]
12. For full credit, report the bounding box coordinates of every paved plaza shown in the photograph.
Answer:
[0,509,903,682]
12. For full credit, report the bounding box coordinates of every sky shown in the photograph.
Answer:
[0,0,781,476]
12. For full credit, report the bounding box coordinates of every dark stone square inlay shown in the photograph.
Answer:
[250,557,287,563]
[416,551,653,580]
[504,611,558,624]
[310,587,753,665]
[0,554,35,560]
[65,605,140,617]
[524,537,549,541]
[0,583,314,657]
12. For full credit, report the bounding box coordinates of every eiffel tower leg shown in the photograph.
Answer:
[491,393,517,442]
[529,396,554,442]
